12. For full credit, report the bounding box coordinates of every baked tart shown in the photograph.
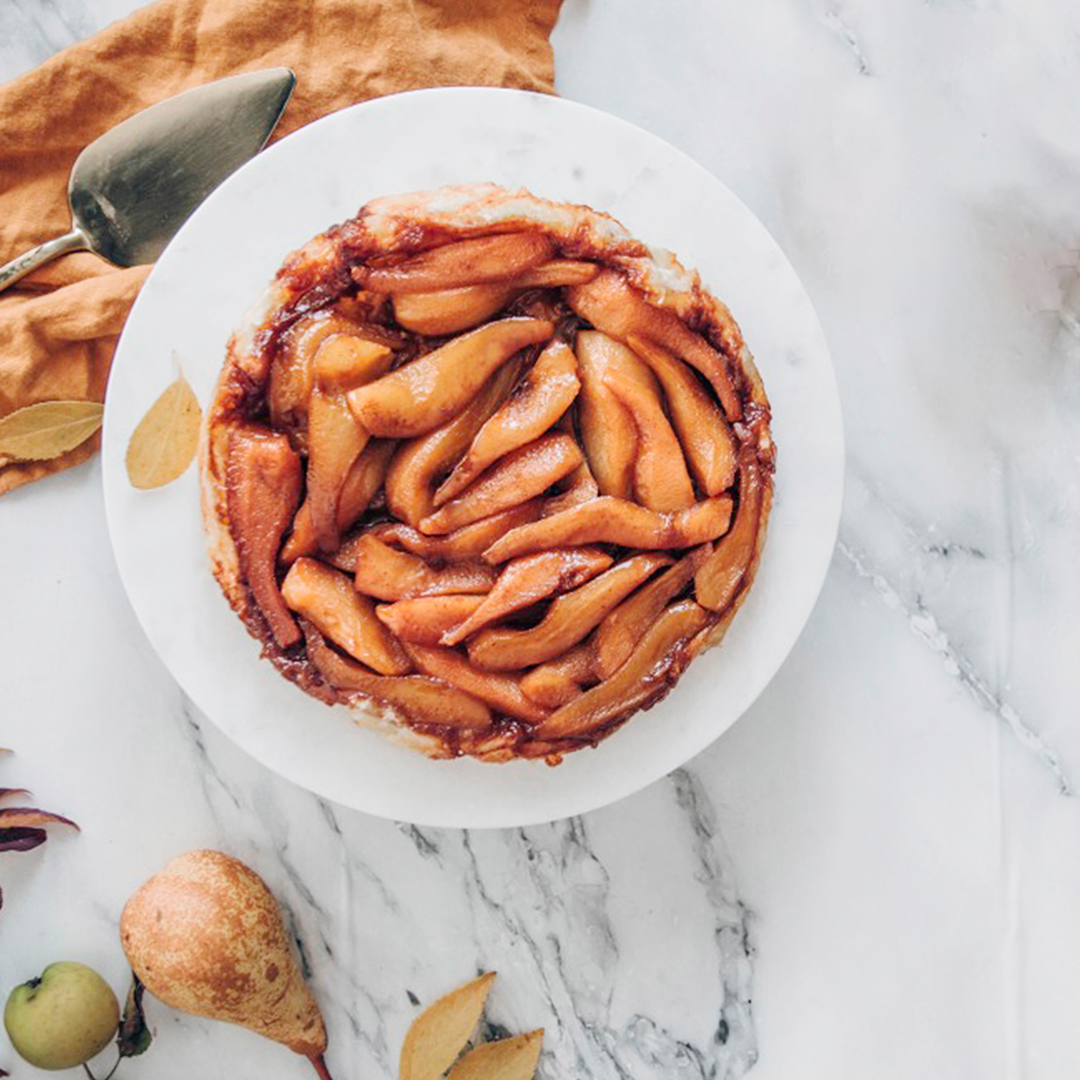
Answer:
[201,183,774,764]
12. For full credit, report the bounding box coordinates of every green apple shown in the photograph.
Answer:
[4,961,119,1071]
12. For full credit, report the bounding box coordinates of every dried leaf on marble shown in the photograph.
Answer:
[400,972,496,1080]
[0,400,104,462]
[117,974,153,1058]
[444,1030,543,1080]
[0,807,79,831]
[125,367,202,489]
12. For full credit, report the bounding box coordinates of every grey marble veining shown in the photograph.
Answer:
[104,677,754,1079]
[0,0,104,78]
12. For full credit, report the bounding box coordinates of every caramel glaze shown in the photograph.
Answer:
[208,215,774,765]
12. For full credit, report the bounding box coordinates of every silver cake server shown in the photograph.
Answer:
[0,67,296,294]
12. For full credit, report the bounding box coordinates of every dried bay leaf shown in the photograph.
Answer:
[400,972,496,1080]
[0,401,104,462]
[445,1030,543,1080]
[126,370,202,489]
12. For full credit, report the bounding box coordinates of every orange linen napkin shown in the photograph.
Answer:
[0,0,563,495]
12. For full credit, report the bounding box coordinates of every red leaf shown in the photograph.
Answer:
[0,827,48,852]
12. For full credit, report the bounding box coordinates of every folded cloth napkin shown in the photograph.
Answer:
[0,0,563,495]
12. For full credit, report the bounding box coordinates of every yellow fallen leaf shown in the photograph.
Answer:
[0,401,104,462]
[445,1030,543,1080]
[400,972,496,1080]
[126,370,202,489]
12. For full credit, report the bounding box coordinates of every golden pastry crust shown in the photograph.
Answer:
[200,183,774,763]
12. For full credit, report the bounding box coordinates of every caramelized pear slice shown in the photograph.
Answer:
[281,558,410,674]
[441,547,613,646]
[535,600,710,739]
[402,644,550,725]
[603,370,695,512]
[335,437,396,533]
[544,410,600,515]
[348,318,553,438]
[393,284,513,336]
[695,459,765,612]
[358,231,553,294]
[352,535,495,601]
[383,359,523,526]
[594,544,712,678]
[366,676,493,731]
[574,330,646,499]
[306,338,394,550]
[269,310,370,435]
[519,644,595,708]
[567,270,741,420]
[468,554,671,671]
[283,439,395,565]
[375,595,486,646]
[306,388,370,552]
[577,329,656,386]
[225,426,303,648]
[314,334,392,389]
[545,460,600,514]
[390,262,598,337]
[419,433,583,535]
[629,335,737,495]
[483,494,733,564]
[434,340,581,506]
[371,501,544,563]
[515,260,599,287]
[304,624,491,730]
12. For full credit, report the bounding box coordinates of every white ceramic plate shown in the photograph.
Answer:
[102,87,843,828]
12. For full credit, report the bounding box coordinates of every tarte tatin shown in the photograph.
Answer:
[200,184,774,764]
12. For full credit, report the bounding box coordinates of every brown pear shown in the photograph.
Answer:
[120,850,330,1070]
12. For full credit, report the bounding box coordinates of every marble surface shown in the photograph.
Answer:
[3,1,1080,1078]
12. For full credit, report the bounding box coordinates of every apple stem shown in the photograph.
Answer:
[309,1053,336,1080]
[82,1054,122,1080]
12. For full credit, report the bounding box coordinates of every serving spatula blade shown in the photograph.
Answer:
[0,67,295,292]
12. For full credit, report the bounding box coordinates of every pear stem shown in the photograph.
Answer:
[309,1053,336,1080]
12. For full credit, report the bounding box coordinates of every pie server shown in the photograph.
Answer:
[0,67,296,294]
